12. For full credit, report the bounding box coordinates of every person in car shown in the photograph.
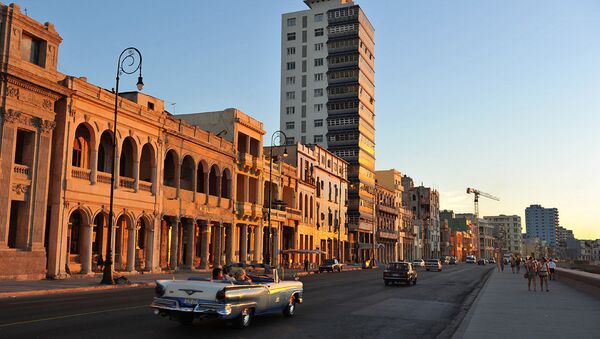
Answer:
[212,267,225,280]
[234,269,252,283]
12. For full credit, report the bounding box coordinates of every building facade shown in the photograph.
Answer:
[525,204,559,248]
[281,0,376,263]
[483,215,523,255]
[405,182,440,259]
[375,182,397,263]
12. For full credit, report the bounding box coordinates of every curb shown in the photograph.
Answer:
[436,266,494,339]
[0,282,155,299]
[295,267,363,277]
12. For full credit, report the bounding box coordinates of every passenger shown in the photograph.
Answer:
[212,267,224,280]
[234,269,252,283]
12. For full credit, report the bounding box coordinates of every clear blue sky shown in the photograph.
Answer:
[17,0,600,239]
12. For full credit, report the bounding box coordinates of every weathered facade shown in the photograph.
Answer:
[375,182,397,263]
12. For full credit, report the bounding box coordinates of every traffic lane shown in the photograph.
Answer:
[0,264,491,339]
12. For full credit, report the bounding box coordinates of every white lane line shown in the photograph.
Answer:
[0,305,148,328]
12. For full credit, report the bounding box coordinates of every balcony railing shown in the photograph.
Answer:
[119,177,135,189]
[97,172,112,185]
[139,180,152,192]
[71,168,91,180]
[13,164,31,179]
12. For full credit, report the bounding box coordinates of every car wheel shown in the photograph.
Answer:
[413,278,417,285]
[384,280,389,286]
[283,296,296,317]
[235,308,253,329]
[426,268,430,271]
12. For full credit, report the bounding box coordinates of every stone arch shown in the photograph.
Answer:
[163,149,179,187]
[208,164,220,196]
[196,160,208,193]
[114,211,135,270]
[97,130,115,173]
[139,143,156,183]
[72,122,95,169]
[119,136,137,178]
[221,168,232,198]
[180,155,196,191]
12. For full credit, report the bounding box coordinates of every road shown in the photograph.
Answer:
[0,264,492,339]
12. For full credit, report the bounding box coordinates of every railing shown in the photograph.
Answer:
[13,164,31,178]
[97,172,112,185]
[139,180,152,192]
[71,168,91,180]
[180,189,193,202]
[119,177,135,189]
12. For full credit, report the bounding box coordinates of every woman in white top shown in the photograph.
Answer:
[548,258,557,281]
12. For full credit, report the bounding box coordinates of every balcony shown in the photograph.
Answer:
[180,189,194,202]
[236,201,253,217]
[71,168,91,181]
[119,177,135,190]
[139,180,152,193]
[376,204,398,215]
[208,195,219,206]
[238,152,258,171]
[13,164,31,180]
[163,186,177,200]
[97,172,112,185]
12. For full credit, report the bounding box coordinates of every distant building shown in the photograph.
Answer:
[441,210,474,260]
[477,218,495,259]
[403,176,440,259]
[483,215,523,255]
[525,204,559,248]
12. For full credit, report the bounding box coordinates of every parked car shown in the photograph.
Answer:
[412,259,425,268]
[425,259,442,271]
[487,258,496,264]
[477,258,487,265]
[466,255,476,264]
[383,262,417,286]
[442,256,450,264]
[319,258,343,273]
[151,272,303,329]
[449,257,458,265]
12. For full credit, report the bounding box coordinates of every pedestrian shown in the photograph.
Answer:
[96,255,104,272]
[548,258,557,281]
[516,255,522,274]
[510,255,515,274]
[525,256,537,292]
[500,257,505,272]
[304,256,309,272]
[538,257,550,292]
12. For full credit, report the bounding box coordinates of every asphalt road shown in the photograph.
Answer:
[0,264,493,339]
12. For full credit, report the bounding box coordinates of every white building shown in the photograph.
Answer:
[525,204,559,248]
[483,215,523,255]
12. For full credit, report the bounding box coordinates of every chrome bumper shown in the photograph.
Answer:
[151,298,235,317]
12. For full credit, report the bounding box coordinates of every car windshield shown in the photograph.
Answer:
[324,259,336,265]
[387,263,408,271]
[427,260,439,263]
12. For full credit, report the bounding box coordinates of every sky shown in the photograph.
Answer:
[15,0,600,239]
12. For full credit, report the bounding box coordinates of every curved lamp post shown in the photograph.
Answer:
[265,130,288,268]
[101,47,144,285]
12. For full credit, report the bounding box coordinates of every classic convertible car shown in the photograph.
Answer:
[150,271,303,328]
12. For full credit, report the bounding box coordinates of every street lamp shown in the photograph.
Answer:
[101,47,144,285]
[265,130,288,268]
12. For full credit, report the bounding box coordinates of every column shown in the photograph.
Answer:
[126,225,136,272]
[216,175,222,205]
[239,224,248,264]
[212,222,222,267]
[145,219,155,271]
[133,160,140,191]
[192,166,197,202]
[203,172,210,204]
[244,175,250,202]
[175,161,181,198]
[273,226,280,268]
[0,123,15,248]
[226,223,234,264]
[199,221,210,269]
[169,217,179,270]
[90,148,98,184]
[184,219,194,269]
[253,225,262,263]
[81,224,94,274]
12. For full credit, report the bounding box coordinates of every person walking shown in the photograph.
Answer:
[516,255,522,274]
[525,256,538,292]
[538,257,550,292]
[500,256,505,272]
[548,258,557,281]
[510,255,516,274]
[304,256,309,272]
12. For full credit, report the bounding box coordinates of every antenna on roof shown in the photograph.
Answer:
[168,102,176,115]
[24,8,28,16]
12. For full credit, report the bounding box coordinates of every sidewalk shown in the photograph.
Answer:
[0,266,362,299]
[453,268,600,339]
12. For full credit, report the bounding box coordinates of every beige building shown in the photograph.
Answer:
[375,183,397,263]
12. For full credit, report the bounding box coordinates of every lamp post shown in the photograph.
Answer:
[265,130,288,268]
[101,48,144,285]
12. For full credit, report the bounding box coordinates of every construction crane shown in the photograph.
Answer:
[466,188,499,218]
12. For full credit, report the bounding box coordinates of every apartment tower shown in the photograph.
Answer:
[281,0,376,261]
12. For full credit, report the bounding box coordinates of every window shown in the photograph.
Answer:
[301,105,307,117]
[314,135,323,143]
[314,28,324,37]
[314,119,323,127]
[286,76,296,85]
[286,106,295,115]
[315,43,324,51]
[287,62,296,70]
[302,16,308,28]
[287,32,296,41]
[287,18,296,27]
[314,73,323,81]
[285,137,295,145]
[286,121,295,130]
[314,13,324,22]
[302,30,307,43]
[302,60,307,72]
[314,58,324,67]
[286,91,295,100]
[314,103,323,112]
[301,136,306,144]
[20,33,44,66]
[314,88,323,97]
[301,121,306,133]
[287,47,296,55]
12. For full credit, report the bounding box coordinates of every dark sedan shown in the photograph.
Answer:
[383,262,417,286]
[319,258,343,273]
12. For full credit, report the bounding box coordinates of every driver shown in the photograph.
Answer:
[234,269,252,283]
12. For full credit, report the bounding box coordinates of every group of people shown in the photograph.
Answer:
[506,254,557,292]
[211,266,253,283]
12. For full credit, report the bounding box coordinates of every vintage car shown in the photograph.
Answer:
[383,262,417,286]
[151,271,303,329]
[319,258,343,272]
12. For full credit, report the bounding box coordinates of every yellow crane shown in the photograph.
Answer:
[466,188,499,219]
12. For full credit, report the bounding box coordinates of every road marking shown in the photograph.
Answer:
[0,305,147,328]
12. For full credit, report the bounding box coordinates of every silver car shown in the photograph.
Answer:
[151,272,303,328]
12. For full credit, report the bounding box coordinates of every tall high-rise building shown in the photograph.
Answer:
[280,0,376,262]
[525,204,559,248]
[483,215,523,255]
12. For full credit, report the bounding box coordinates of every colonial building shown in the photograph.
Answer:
[402,175,441,259]
[375,182,397,263]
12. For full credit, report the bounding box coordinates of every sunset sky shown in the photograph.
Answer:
[17,0,600,239]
